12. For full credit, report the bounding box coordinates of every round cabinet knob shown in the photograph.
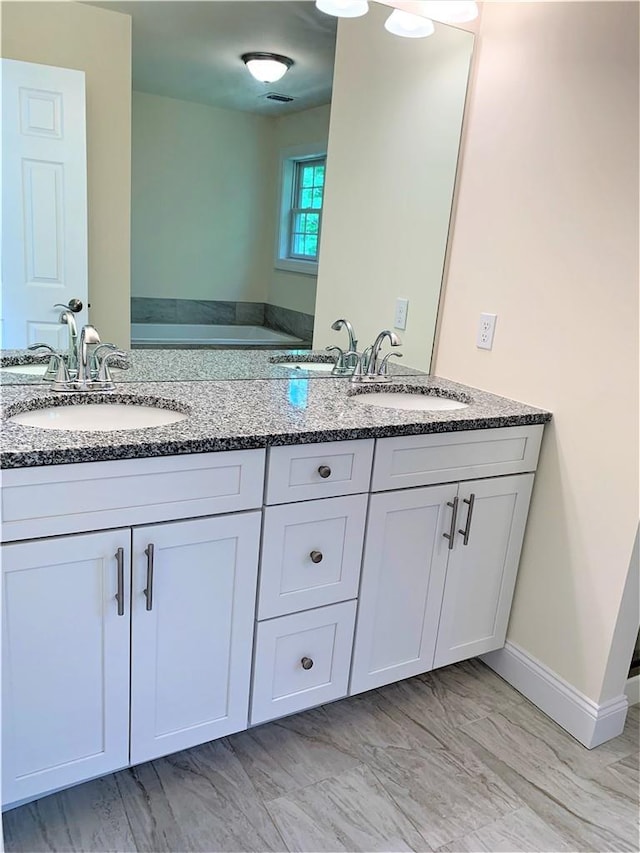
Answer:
[309,550,323,564]
[318,465,332,479]
[301,657,314,670]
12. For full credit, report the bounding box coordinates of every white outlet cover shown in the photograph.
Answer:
[477,312,497,350]
[395,298,409,331]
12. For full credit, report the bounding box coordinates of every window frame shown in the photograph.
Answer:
[274,142,327,276]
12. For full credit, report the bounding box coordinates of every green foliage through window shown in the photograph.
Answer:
[289,158,325,262]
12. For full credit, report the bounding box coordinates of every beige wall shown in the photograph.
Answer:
[434,1,639,702]
[267,104,331,316]
[313,3,473,369]
[1,1,132,347]
[132,91,273,304]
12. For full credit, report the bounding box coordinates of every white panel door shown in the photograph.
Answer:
[130,513,261,765]
[433,474,535,668]
[350,483,457,696]
[2,530,131,808]
[1,58,88,348]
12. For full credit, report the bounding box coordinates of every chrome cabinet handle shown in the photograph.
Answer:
[318,465,332,479]
[443,497,459,550]
[144,544,154,611]
[458,493,476,546]
[301,657,314,670]
[115,547,125,616]
[310,550,323,564]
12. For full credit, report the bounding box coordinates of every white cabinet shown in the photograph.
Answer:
[130,513,260,765]
[433,474,534,668]
[2,530,131,806]
[251,601,357,725]
[350,472,536,695]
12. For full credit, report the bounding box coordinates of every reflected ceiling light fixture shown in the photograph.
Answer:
[384,9,435,38]
[241,52,294,83]
[315,0,369,19]
[421,1,478,24]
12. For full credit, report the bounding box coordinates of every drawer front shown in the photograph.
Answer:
[266,439,374,505]
[258,494,367,619]
[250,600,357,725]
[1,450,266,541]
[372,426,543,492]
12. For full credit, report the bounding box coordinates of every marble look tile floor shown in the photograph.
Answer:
[3,660,638,853]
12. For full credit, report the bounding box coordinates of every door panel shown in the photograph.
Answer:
[2,58,88,347]
[433,474,534,668]
[2,530,131,807]
[130,513,260,765]
[350,483,457,695]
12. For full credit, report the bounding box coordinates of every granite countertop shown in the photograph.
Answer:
[1,373,551,469]
[0,347,423,384]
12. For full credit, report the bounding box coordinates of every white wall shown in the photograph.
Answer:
[313,3,473,369]
[1,1,132,347]
[132,91,274,304]
[434,1,639,703]
[267,104,331,316]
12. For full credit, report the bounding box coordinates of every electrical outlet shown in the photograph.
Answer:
[394,298,409,331]
[477,313,497,350]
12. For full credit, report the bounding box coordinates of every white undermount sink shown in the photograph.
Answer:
[350,391,469,411]
[9,403,188,431]
[1,363,47,376]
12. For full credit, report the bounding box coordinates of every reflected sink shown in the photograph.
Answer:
[9,403,188,432]
[1,363,47,376]
[350,391,469,411]
[288,362,334,373]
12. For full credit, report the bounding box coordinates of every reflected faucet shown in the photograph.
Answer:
[54,303,79,374]
[330,319,358,369]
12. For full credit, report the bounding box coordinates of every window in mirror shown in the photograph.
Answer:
[290,158,325,262]
[275,143,327,275]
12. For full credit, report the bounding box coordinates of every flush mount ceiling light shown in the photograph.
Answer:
[315,0,369,18]
[421,1,479,24]
[241,52,294,83]
[384,9,435,38]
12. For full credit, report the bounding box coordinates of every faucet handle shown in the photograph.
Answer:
[378,351,403,377]
[27,343,56,354]
[98,349,127,383]
[326,345,351,375]
[47,353,72,389]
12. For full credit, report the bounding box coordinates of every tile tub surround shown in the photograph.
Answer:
[131,297,314,343]
[0,375,551,469]
[3,662,638,853]
[1,348,424,386]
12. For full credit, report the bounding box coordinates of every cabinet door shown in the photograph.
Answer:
[130,512,260,765]
[2,530,131,807]
[433,473,534,668]
[350,484,457,695]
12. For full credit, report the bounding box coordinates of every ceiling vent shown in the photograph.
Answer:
[264,92,294,103]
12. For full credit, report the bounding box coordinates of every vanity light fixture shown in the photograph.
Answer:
[421,1,478,24]
[241,52,294,83]
[384,9,435,38]
[315,0,369,18]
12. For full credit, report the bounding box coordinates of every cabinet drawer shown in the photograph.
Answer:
[372,426,543,491]
[258,494,367,619]
[250,600,356,725]
[265,440,374,505]
[1,449,266,541]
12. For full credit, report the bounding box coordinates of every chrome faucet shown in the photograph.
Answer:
[79,325,101,383]
[54,303,79,374]
[351,331,403,383]
[330,319,358,369]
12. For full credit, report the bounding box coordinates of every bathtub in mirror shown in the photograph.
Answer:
[1,0,473,381]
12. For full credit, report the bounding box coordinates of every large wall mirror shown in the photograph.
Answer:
[1,0,474,382]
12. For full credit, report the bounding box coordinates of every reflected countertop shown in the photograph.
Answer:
[1,373,552,470]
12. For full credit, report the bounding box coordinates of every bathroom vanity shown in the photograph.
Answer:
[0,371,550,809]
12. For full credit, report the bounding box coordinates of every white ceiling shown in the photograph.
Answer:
[89,1,337,115]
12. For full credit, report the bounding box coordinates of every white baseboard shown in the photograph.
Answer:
[481,641,629,749]
[625,674,640,706]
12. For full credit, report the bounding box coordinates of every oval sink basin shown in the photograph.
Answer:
[1,364,47,376]
[288,362,334,373]
[9,403,188,432]
[351,392,468,411]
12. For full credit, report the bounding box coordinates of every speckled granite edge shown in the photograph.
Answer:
[1,375,552,470]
